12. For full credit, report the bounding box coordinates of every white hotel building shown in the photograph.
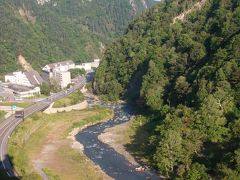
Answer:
[42,59,101,88]
[4,71,43,98]
[42,60,74,88]
[52,71,71,89]
[5,71,32,87]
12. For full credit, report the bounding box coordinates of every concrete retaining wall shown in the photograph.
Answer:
[43,100,88,114]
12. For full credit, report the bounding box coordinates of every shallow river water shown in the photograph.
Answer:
[76,98,159,180]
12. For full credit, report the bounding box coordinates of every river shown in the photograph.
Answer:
[75,97,159,180]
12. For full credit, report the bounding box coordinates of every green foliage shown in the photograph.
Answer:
[40,82,61,96]
[43,168,60,180]
[0,102,32,108]
[0,0,156,74]
[187,163,209,180]
[71,108,113,129]
[53,90,84,108]
[0,111,6,120]
[69,69,86,79]
[8,109,113,178]
[95,0,240,178]
[22,173,42,180]
[40,83,51,96]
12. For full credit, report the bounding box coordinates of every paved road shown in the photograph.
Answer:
[0,77,86,177]
[76,100,160,180]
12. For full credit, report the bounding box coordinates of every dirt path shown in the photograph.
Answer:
[32,141,64,180]
[32,123,68,180]
[173,0,207,24]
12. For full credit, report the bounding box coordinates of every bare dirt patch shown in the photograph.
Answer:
[173,0,207,24]
[31,122,69,179]
[17,54,33,71]
[19,5,36,24]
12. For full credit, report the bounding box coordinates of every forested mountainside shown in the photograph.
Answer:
[0,0,156,74]
[95,0,240,178]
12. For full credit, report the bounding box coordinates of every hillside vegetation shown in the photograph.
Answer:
[53,90,84,108]
[95,0,240,178]
[0,0,156,74]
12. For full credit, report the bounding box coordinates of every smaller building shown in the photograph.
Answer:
[8,84,41,98]
[75,59,101,72]
[42,60,75,73]
[75,63,92,72]
[52,71,71,88]
[91,59,100,69]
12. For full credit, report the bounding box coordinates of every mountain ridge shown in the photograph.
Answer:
[0,0,157,74]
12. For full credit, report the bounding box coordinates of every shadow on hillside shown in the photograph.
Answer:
[0,154,18,179]
[124,115,160,170]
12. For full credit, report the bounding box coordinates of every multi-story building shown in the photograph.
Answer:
[5,71,43,87]
[5,71,31,87]
[8,84,41,98]
[42,61,74,89]
[52,71,71,88]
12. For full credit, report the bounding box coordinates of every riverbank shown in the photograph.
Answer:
[8,108,113,179]
[98,120,139,166]
[76,103,159,179]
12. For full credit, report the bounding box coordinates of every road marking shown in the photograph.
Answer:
[0,82,85,177]
[2,120,22,176]
[0,119,21,176]
[0,119,19,138]
[0,116,15,133]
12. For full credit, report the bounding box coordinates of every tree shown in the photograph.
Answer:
[173,76,191,103]
[40,83,50,95]
[189,42,206,62]
[69,69,86,79]
[154,130,183,178]
[196,94,230,143]
[187,163,209,180]
[94,0,240,178]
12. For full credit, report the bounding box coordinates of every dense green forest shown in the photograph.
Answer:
[0,0,156,74]
[95,0,240,178]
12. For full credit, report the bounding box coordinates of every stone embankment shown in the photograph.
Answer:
[44,100,88,114]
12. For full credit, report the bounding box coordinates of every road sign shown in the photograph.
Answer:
[11,105,17,111]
